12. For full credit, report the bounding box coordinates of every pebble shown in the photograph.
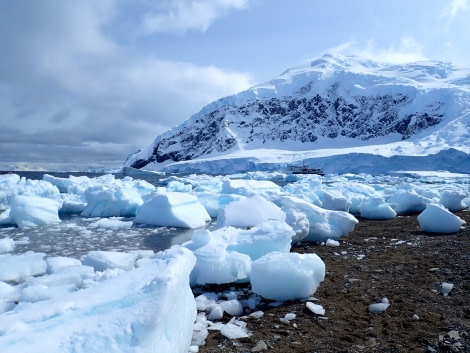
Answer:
[251,340,268,352]
[446,330,460,341]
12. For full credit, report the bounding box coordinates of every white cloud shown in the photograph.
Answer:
[327,39,427,64]
[440,0,468,23]
[141,0,250,35]
[0,0,254,169]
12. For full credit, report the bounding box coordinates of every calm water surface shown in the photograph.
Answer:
[1,171,214,260]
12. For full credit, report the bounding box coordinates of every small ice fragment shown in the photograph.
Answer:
[249,310,264,319]
[368,302,389,313]
[442,282,453,296]
[283,313,296,321]
[306,302,325,315]
[325,239,339,247]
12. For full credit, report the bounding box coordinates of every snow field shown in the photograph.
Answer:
[0,171,468,351]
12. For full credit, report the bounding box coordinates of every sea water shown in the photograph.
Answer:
[0,171,212,260]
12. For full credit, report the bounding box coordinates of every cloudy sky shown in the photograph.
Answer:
[1,0,469,171]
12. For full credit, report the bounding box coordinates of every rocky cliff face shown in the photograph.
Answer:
[125,54,470,170]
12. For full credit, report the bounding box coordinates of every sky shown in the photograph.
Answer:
[0,0,469,171]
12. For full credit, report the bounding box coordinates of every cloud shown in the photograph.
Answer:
[0,1,254,169]
[440,0,468,24]
[327,39,427,64]
[141,0,250,35]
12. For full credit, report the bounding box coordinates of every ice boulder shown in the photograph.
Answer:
[0,238,15,253]
[0,252,47,282]
[223,220,295,260]
[360,197,397,220]
[221,179,281,197]
[387,189,431,214]
[439,189,468,212]
[134,192,210,228]
[82,251,139,271]
[185,230,251,285]
[0,174,60,211]
[0,247,198,353]
[417,204,465,233]
[81,184,144,218]
[250,252,325,301]
[6,195,62,229]
[315,188,351,211]
[284,209,310,243]
[272,195,358,242]
[184,220,295,285]
[196,192,246,218]
[217,195,285,228]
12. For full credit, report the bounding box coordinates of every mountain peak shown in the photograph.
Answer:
[124,55,470,172]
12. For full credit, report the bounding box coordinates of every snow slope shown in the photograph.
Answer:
[124,53,470,174]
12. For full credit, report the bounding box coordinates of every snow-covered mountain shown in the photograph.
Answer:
[124,53,470,174]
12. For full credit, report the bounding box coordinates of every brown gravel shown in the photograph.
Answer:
[195,210,470,353]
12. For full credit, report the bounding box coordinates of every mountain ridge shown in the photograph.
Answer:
[124,53,470,172]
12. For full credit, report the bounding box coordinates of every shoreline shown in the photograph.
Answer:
[197,211,470,353]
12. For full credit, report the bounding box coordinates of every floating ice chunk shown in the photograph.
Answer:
[221,179,281,197]
[360,197,397,220]
[217,195,285,228]
[89,217,133,229]
[440,189,468,212]
[272,195,358,242]
[388,189,430,214]
[82,251,139,271]
[134,192,210,229]
[7,195,62,229]
[46,257,82,274]
[81,184,144,218]
[0,252,47,282]
[250,252,325,301]
[196,193,245,218]
[442,282,453,296]
[0,174,60,211]
[0,247,197,353]
[417,204,465,233]
[0,237,15,253]
[59,193,87,214]
[166,180,192,193]
[369,298,390,313]
[306,302,325,315]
